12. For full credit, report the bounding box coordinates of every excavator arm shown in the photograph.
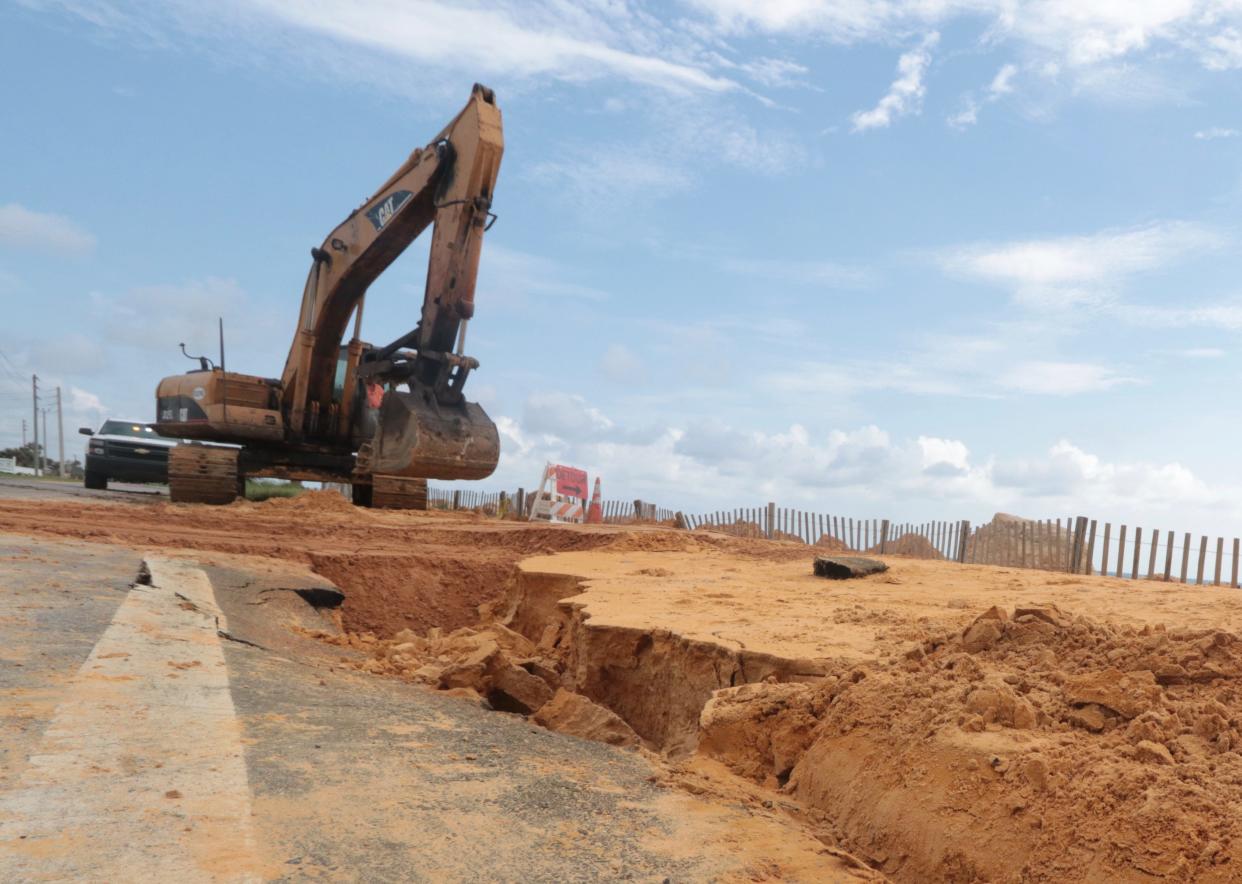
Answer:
[280,83,503,479]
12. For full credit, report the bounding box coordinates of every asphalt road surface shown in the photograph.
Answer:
[0,531,865,882]
[0,477,166,503]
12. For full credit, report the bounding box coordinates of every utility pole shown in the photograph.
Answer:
[42,408,49,476]
[31,375,39,477]
[56,387,64,477]
[21,418,26,447]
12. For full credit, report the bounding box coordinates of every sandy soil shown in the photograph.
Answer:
[518,548,1242,660]
[508,551,1242,881]
[0,492,760,637]
[5,492,1242,880]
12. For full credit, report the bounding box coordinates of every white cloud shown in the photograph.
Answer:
[40,0,737,95]
[0,339,111,450]
[852,32,939,132]
[479,245,609,303]
[1167,347,1226,358]
[1069,62,1191,106]
[720,256,873,288]
[992,440,1212,509]
[947,100,979,129]
[1195,126,1239,139]
[0,267,19,295]
[79,276,287,392]
[1202,27,1242,70]
[759,318,1141,402]
[68,385,104,413]
[529,99,806,213]
[688,2,1242,82]
[0,203,96,255]
[989,62,1018,96]
[996,360,1137,395]
[1125,299,1242,330]
[530,147,694,211]
[259,1,736,92]
[948,62,1018,129]
[521,391,661,447]
[939,220,1223,309]
[37,0,1242,117]
[735,56,811,88]
[598,343,645,383]
[90,277,256,351]
[919,435,970,473]
[524,391,613,441]
[478,397,1233,533]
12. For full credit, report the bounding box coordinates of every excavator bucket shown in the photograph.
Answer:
[370,391,500,480]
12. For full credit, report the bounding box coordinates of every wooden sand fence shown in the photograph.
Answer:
[424,486,1242,587]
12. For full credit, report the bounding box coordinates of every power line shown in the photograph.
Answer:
[0,348,23,382]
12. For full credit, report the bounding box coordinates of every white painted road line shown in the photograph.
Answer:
[0,556,265,882]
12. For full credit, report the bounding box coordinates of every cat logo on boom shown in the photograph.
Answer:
[366,190,413,231]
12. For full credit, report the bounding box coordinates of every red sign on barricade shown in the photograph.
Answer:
[554,465,588,499]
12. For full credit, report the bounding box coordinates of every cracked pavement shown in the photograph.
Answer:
[0,532,865,882]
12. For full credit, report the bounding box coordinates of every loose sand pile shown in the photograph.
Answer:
[813,534,849,552]
[697,601,1242,880]
[695,519,766,539]
[866,531,943,558]
[325,622,639,747]
[248,489,357,514]
[970,512,1074,568]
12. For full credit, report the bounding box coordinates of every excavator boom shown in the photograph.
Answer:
[283,83,503,479]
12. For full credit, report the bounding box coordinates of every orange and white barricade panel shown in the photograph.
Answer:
[527,462,587,524]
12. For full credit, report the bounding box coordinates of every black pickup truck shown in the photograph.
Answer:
[79,419,178,490]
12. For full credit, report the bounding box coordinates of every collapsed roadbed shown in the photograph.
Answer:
[5,492,1242,881]
[337,542,1242,882]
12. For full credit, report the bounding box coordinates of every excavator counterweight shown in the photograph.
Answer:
[154,84,504,506]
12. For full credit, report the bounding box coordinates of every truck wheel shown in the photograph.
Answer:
[84,471,107,490]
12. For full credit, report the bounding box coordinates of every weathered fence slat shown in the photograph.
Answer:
[1114,525,1125,578]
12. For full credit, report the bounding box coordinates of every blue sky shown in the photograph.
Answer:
[2,0,1242,532]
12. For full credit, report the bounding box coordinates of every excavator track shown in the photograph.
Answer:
[371,474,428,510]
[169,444,243,505]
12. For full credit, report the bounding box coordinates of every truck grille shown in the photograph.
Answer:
[102,441,170,462]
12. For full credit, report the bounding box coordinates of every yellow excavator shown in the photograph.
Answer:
[155,84,503,508]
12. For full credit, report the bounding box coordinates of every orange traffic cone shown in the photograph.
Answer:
[586,477,603,524]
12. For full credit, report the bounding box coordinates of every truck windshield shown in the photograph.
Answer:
[100,421,167,439]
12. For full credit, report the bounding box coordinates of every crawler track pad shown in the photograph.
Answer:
[372,393,499,481]
[169,444,242,505]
